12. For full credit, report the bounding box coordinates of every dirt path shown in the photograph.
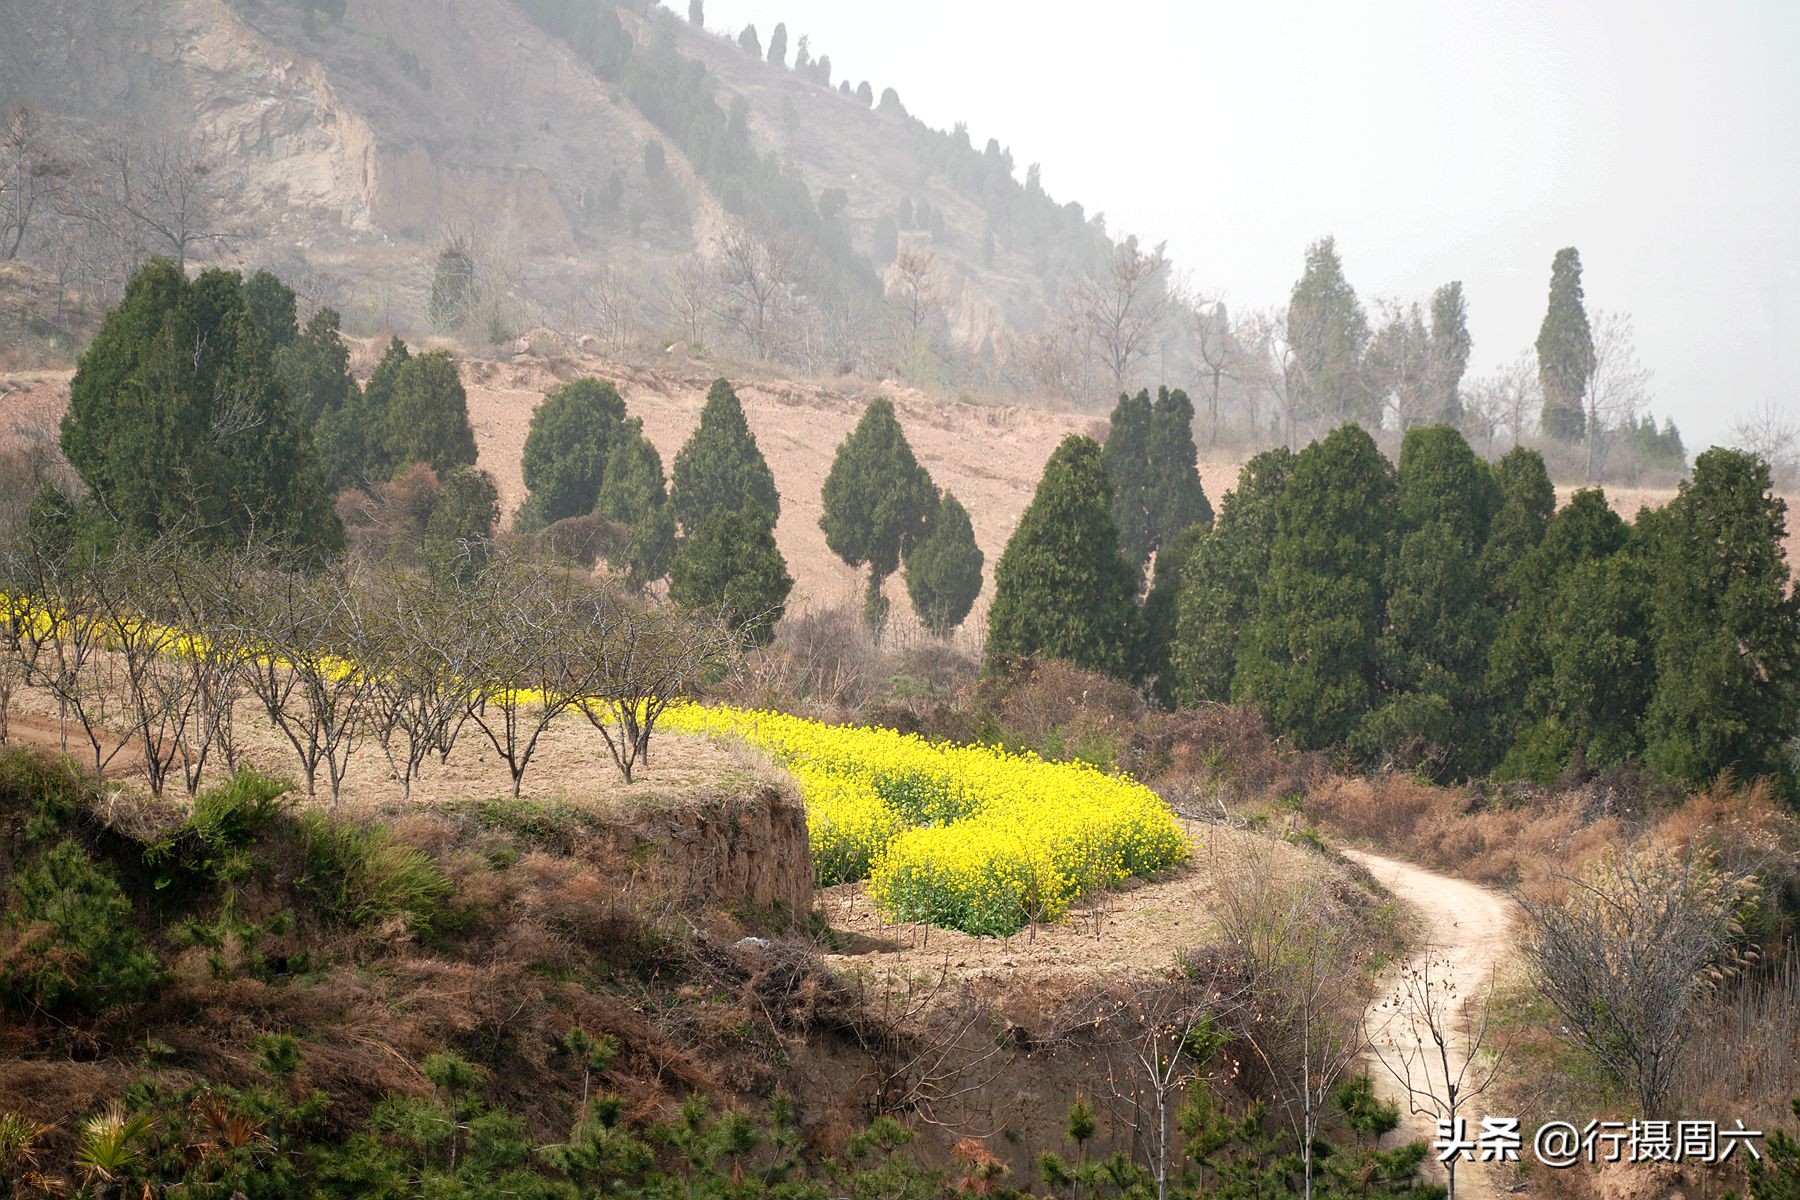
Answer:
[1342,849,1519,1200]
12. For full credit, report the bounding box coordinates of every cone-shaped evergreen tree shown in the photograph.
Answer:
[1147,386,1213,542]
[1101,390,1155,575]
[1481,445,1556,610]
[242,269,298,356]
[60,258,341,555]
[1535,247,1594,442]
[1235,424,1395,750]
[596,417,677,590]
[986,435,1142,678]
[903,490,984,636]
[1140,520,1207,704]
[1172,447,1295,706]
[819,396,936,629]
[669,506,793,648]
[273,307,356,430]
[318,335,405,494]
[1643,448,1800,790]
[520,378,628,528]
[1358,425,1502,775]
[1288,237,1373,427]
[385,351,478,475]
[671,379,780,536]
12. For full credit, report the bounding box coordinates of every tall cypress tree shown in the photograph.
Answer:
[903,490,984,636]
[669,506,793,648]
[1643,448,1800,790]
[60,259,341,555]
[385,351,478,475]
[520,378,628,528]
[274,306,356,430]
[1288,237,1373,427]
[1535,247,1595,442]
[1235,425,1394,749]
[987,435,1142,678]
[1101,390,1155,575]
[670,379,780,536]
[1427,281,1472,425]
[1147,386,1213,544]
[595,417,677,590]
[819,396,936,629]
[1171,447,1295,706]
[242,269,298,356]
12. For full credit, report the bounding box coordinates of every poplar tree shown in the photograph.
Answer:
[1172,447,1295,705]
[670,379,780,535]
[1235,425,1394,749]
[903,490,984,636]
[986,435,1142,678]
[1535,247,1595,442]
[819,396,935,630]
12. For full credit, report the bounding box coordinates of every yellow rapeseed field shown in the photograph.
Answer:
[663,705,1191,935]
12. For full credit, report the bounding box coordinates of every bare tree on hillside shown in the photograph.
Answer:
[95,135,227,269]
[661,253,711,347]
[0,103,64,261]
[581,266,637,354]
[1073,238,1171,396]
[1462,353,1539,451]
[1582,310,1653,480]
[886,246,945,386]
[1731,397,1800,489]
[711,219,802,362]
[1193,297,1244,448]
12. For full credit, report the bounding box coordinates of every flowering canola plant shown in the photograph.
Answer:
[662,704,1190,935]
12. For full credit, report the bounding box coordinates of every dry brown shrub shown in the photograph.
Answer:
[1152,704,1326,811]
[722,603,883,719]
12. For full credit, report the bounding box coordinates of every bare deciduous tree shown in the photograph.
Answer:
[1731,397,1800,489]
[0,103,63,261]
[1072,239,1171,397]
[661,253,711,347]
[1582,310,1653,480]
[578,597,736,783]
[96,135,227,268]
[711,219,801,361]
[1517,845,1750,1115]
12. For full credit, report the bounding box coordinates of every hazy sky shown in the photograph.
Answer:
[687,0,1799,450]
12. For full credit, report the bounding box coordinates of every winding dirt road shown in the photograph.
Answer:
[1342,849,1520,1200]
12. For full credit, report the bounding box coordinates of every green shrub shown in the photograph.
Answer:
[0,840,164,1016]
[296,815,451,932]
[0,748,92,845]
[146,768,292,895]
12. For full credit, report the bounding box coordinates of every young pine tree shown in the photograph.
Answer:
[384,350,478,475]
[669,507,793,647]
[595,417,677,590]
[1101,389,1155,576]
[519,378,628,528]
[986,435,1142,678]
[1172,447,1295,705]
[670,379,780,535]
[903,490,984,636]
[1234,424,1395,750]
[819,397,936,631]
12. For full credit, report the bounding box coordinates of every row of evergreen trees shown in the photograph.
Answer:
[989,402,1799,792]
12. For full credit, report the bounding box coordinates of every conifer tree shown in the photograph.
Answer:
[520,378,628,528]
[1643,448,1800,789]
[1147,385,1213,542]
[986,435,1142,677]
[318,335,406,493]
[596,417,677,589]
[1234,425,1394,749]
[424,466,500,585]
[242,269,298,356]
[274,306,356,429]
[60,259,341,555]
[688,0,702,26]
[1172,447,1295,706]
[1481,445,1556,610]
[385,351,478,475]
[670,379,780,535]
[819,397,936,630]
[1288,237,1373,426]
[1427,281,1472,425]
[1101,390,1155,575]
[903,490,983,636]
[1140,521,1207,704]
[767,22,787,67]
[669,506,793,647]
[1536,247,1595,442]
[738,24,760,57]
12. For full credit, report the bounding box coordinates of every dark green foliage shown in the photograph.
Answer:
[60,259,342,556]
[1746,1099,1800,1200]
[987,435,1143,678]
[595,417,677,589]
[1141,521,1207,705]
[1482,446,1556,609]
[670,379,780,536]
[903,489,983,635]
[1172,447,1295,706]
[318,335,407,494]
[385,350,478,475]
[1427,281,1471,425]
[295,814,451,932]
[1148,386,1213,542]
[1643,447,1800,790]
[520,378,628,528]
[820,397,935,624]
[274,306,357,430]
[1,840,164,1017]
[669,507,793,647]
[1360,426,1500,774]
[1536,247,1595,442]
[424,467,500,585]
[515,0,633,78]
[1101,390,1155,574]
[144,767,291,897]
[737,24,760,56]
[1625,413,1687,472]
[1235,424,1395,750]
[242,269,299,355]
[1288,237,1372,427]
